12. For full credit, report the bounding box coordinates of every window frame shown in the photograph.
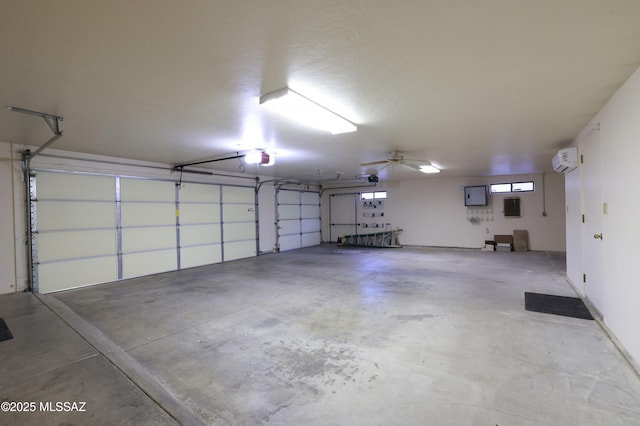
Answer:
[361,191,387,200]
[490,181,534,194]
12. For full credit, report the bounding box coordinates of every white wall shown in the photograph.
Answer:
[323,172,566,251]
[566,66,640,365]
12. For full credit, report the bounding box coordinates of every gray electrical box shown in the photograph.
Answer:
[464,185,488,206]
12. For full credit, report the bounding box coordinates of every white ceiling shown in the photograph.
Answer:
[1,1,640,181]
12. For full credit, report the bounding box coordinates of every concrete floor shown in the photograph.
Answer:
[1,245,640,425]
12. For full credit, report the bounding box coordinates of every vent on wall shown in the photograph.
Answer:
[504,198,521,217]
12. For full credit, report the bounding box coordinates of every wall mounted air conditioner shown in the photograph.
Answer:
[552,147,578,173]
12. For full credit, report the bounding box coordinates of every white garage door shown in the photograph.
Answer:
[277,189,321,252]
[34,172,118,293]
[31,171,257,292]
[221,185,256,261]
[120,178,177,279]
[178,183,222,269]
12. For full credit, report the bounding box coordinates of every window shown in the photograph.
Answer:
[490,183,511,193]
[361,192,374,200]
[490,181,534,193]
[512,182,534,192]
[361,191,387,200]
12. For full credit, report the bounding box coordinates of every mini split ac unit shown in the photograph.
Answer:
[552,147,578,173]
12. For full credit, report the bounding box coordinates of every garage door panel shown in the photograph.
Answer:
[38,202,116,230]
[278,204,299,220]
[181,245,222,269]
[279,235,301,252]
[224,241,256,261]
[301,219,320,233]
[301,205,320,219]
[276,190,320,251]
[223,222,256,241]
[39,257,118,293]
[279,219,301,235]
[38,230,116,262]
[121,203,175,227]
[180,183,220,203]
[181,224,221,246]
[222,186,254,203]
[122,250,177,279]
[278,191,299,204]
[120,179,175,202]
[37,173,115,201]
[301,232,321,247]
[330,194,356,223]
[223,204,255,222]
[122,227,176,252]
[180,203,220,225]
[301,192,319,204]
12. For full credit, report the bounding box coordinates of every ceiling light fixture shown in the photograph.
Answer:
[419,162,441,174]
[259,87,357,135]
[262,152,275,167]
[245,149,274,166]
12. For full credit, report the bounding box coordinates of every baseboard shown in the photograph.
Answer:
[564,275,640,380]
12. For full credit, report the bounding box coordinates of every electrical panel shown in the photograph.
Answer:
[464,185,488,206]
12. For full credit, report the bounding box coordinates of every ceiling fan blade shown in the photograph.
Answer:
[360,160,389,166]
[378,162,392,172]
[400,161,422,171]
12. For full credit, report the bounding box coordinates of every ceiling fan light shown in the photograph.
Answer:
[260,87,357,135]
[419,162,440,173]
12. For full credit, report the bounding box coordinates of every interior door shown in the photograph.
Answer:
[582,127,605,316]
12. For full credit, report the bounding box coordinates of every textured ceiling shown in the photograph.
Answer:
[1,1,640,181]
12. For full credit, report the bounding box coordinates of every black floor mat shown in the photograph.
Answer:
[525,292,594,320]
[0,318,14,342]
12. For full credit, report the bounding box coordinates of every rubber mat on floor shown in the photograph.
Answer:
[524,292,594,320]
[0,318,13,342]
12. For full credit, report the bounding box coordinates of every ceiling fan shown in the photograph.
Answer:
[360,151,440,174]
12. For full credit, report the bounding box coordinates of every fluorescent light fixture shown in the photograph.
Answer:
[245,149,274,166]
[259,88,357,135]
[419,162,440,174]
